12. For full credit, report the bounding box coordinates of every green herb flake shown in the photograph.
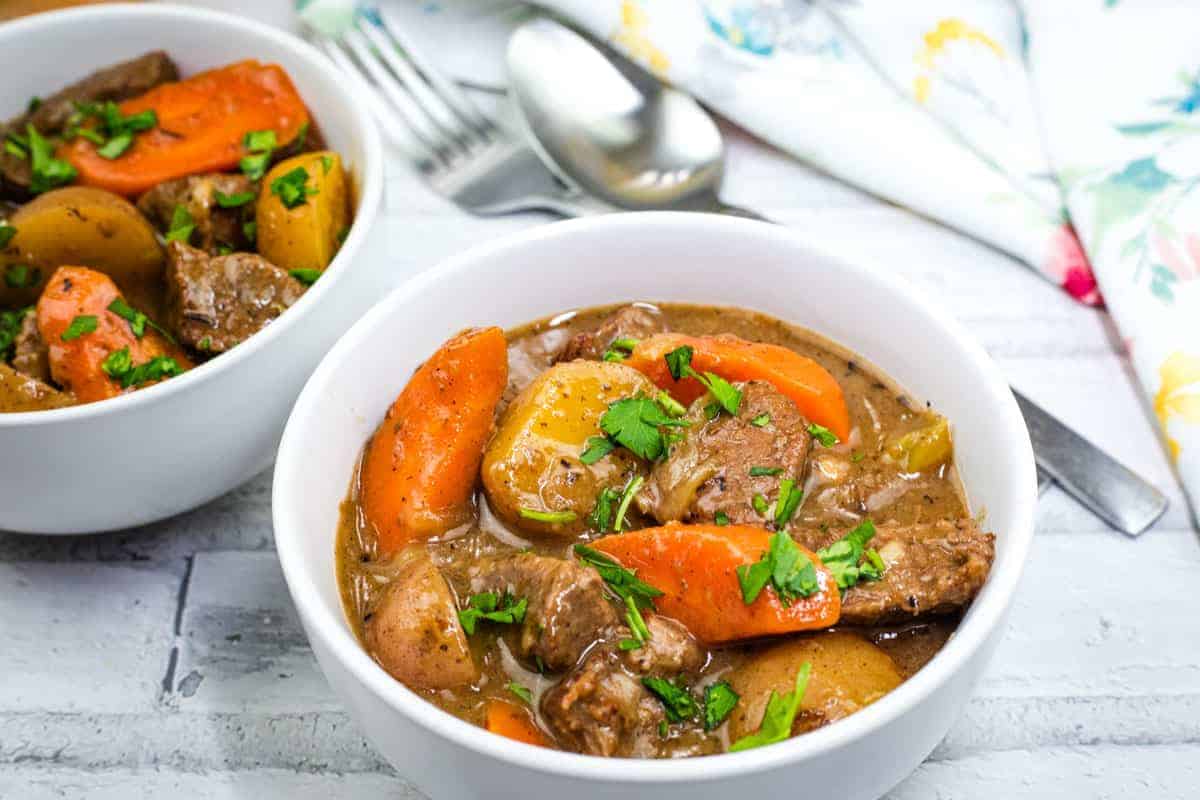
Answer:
[242,220,257,245]
[737,531,819,607]
[26,124,77,194]
[751,493,769,515]
[100,346,132,380]
[654,390,686,418]
[165,204,196,244]
[807,423,840,447]
[579,435,615,465]
[601,336,639,363]
[506,682,533,705]
[197,336,212,352]
[4,136,28,159]
[320,154,334,175]
[574,544,662,647]
[0,306,31,358]
[851,452,865,463]
[587,486,620,532]
[106,297,148,338]
[0,224,16,248]
[613,474,644,532]
[289,268,321,286]
[641,677,699,723]
[517,507,577,524]
[336,226,350,245]
[817,519,886,591]
[457,592,528,636]
[115,355,183,388]
[96,132,133,160]
[599,395,688,462]
[662,345,741,415]
[215,190,256,208]
[243,129,278,152]
[270,166,314,209]
[4,264,40,289]
[714,510,730,526]
[239,151,272,181]
[774,478,803,527]
[60,314,97,341]
[729,663,811,751]
[703,681,740,731]
[751,412,771,427]
[749,466,782,477]
[704,401,721,421]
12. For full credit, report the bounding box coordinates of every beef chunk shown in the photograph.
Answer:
[468,553,619,671]
[1,52,178,200]
[557,305,666,362]
[138,173,256,254]
[164,241,304,354]
[541,616,703,756]
[637,380,811,525]
[794,519,995,625]
[11,311,49,382]
[0,363,72,412]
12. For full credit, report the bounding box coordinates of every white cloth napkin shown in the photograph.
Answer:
[302,0,1200,515]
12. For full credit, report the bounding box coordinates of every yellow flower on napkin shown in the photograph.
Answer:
[614,0,670,78]
[914,18,1004,105]
[1155,351,1200,461]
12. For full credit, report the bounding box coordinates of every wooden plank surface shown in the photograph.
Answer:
[0,117,1196,799]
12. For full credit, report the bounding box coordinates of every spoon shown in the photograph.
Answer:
[505,17,768,221]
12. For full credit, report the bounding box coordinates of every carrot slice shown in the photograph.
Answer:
[592,523,840,645]
[485,700,549,747]
[360,327,508,557]
[60,60,310,197]
[623,333,851,442]
[37,266,192,404]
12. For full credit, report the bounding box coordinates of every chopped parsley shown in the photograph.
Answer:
[270,166,316,209]
[851,451,865,463]
[27,124,77,194]
[100,349,183,388]
[601,336,638,363]
[96,133,133,160]
[60,314,97,341]
[599,395,689,461]
[215,190,256,208]
[703,681,740,731]
[737,531,819,606]
[517,507,577,524]
[289,268,321,286]
[69,101,156,160]
[642,677,699,723]
[574,544,663,650]
[107,297,147,338]
[663,345,742,415]
[579,435,615,465]
[506,682,533,704]
[714,510,730,526]
[197,336,212,352]
[0,224,16,248]
[751,493,769,515]
[704,401,721,421]
[242,220,257,245]
[240,151,272,181]
[100,346,132,380]
[750,412,771,427]
[336,226,350,245]
[239,130,277,180]
[456,591,527,636]
[749,466,782,477]
[729,663,811,751]
[4,264,40,289]
[165,204,195,244]
[808,423,839,447]
[320,154,334,175]
[587,486,620,532]
[243,129,278,153]
[816,519,885,591]
[4,134,28,159]
[613,474,644,532]
[774,478,803,526]
[0,307,31,358]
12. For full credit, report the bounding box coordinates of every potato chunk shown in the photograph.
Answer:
[726,632,902,741]
[482,360,655,535]
[255,151,349,274]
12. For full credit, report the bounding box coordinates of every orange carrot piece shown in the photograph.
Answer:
[360,327,508,557]
[592,523,840,645]
[37,266,192,404]
[623,333,851,442]
[60,60,310,197]
[485,700,549,747]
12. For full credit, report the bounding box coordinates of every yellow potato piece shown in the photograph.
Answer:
[482,360,656,535]
[1,186,163,309]
[886,416,953,472]
[255,151,349,274]
[726,631,902,742]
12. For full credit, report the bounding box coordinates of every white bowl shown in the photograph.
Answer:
[273,214,1037,799]
[0,4,383,534]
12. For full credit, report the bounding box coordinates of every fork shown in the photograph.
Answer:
[311,8,606,217]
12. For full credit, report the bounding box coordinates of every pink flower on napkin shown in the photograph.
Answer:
[1044,223,1102,306]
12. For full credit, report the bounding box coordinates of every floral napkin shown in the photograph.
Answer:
[302,0,1200,514]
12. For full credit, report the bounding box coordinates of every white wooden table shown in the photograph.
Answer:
[2,124,1198,799]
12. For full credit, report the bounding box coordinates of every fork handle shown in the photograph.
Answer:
[712,201,772,222]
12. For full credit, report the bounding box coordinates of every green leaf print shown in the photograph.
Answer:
[1090,157,1175,249]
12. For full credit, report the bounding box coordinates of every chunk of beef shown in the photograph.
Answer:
[794,519,994,625]
[1,52,179,201]
[468,553,619,671]
[541,616,704,756]
[556,304,666,362]
[0,362,73,412]
[164,241,304,354]
[637,380,811,525]
[138,173,256,254]
[11,311,49,382]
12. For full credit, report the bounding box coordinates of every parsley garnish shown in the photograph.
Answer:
[240,151,271,181]
[0,224,16,248]
[197,336,212,352]
[0,307,31,358]
[517,507,577,524]
[457,592,528,636]
[574,544,663,650]
[165,205,195,244]
[100,347,132,380]
[580,435,615,465]
[100,349,183,388]
[714,511,730,526]
[601,336,638,363]
[270,166,315,209]
[729,663,811,751]
[4,264,40,289]
[336,226,350,245]
[239,130,277,181]
[243,129,278,153]
[851,451,865,463]
[289,268,321,286]
[507,682,533,704]
[4,134,28,159]
[749,466,782,477]
[704,401,721,421]
[96,133,133,160]
[703,681,740,731]
[751,494,769,515]
[599,395,689,461]
[320,154,334,175]
[27,124,77,194]
[70,101,155,160]
[750,412,771,427]
[60,314,97,341]
[642,677,699,723]
[774,478,803,526]
[663,345,741,415]
[215,190,256,208]
[654,390,686,418]
[816,519,885,591]
[107,297,147,338]
[587,486,620,532]
[613,474,644,532]
[242,221,257,245]
[737,531,819,606]
[808,423,839,447]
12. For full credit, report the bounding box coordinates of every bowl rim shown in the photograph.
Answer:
[273,212,1038,783]
[0,2,384,428]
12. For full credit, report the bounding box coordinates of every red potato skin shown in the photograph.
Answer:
[360,327,509,557]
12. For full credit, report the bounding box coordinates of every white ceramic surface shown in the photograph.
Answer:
[0,4,384,534]
[273,213,1039,800]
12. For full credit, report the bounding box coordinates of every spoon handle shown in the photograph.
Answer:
[711,201,773,222]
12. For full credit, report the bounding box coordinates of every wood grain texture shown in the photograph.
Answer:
[0,118,1195,799]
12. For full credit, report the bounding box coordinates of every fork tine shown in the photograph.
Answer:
[341,27,454,159]
[354,16,473,147]
[318,38,435,167]
[376,6,492,134]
